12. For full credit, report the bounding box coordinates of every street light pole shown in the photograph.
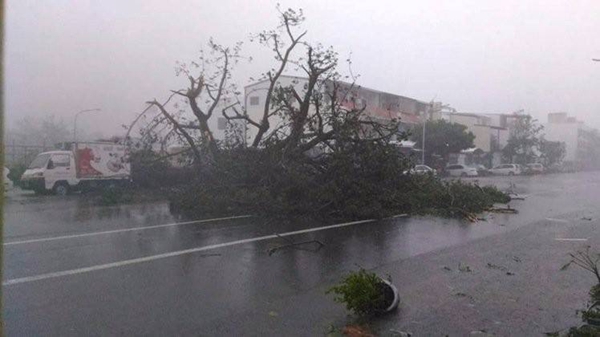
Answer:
[73,108,101,143]
[421,103,433,165]
[421,112,426,165]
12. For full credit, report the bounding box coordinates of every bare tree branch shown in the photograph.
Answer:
[126,92,177,140]
[147,99,202,162]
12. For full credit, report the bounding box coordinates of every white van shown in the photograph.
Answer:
[21,142,131,195]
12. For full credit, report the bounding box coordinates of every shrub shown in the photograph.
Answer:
[326,269,391,317]
[7,163,27,187]
[561,247,600,335]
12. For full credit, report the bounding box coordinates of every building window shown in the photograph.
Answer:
[217,117,228,130]
[249,96,259,106]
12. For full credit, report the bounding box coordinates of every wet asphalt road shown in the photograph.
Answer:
[3,172,600,336]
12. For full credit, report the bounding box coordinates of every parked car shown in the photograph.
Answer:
[4,167,13,191]
[472,164,491,176]
[489,164,522,176]
[412,165,436,175]
[403,165,436,175]
[525,163,544,174]
[445,164,478,177]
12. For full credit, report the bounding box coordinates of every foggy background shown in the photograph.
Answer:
[5,0,600,139]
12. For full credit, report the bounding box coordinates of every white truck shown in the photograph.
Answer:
[21,142,131,195]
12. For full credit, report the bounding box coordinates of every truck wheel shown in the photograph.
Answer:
[54,183,69,196]
[508,171,515,176]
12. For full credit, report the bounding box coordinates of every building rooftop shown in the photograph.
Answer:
[244,75,429,105]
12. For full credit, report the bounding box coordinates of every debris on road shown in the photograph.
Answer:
[511,256,522,263]
[488,207,518,214]
[342,325,374,337]
[454,292,475,301]
[442,266,453,272]
[199,253,222,258]
[486,263,515,275]
[581,217,593,221]
[389,329,412,337]
[459,262,472,272]
[486,263,508,272]
[267,234,324,256]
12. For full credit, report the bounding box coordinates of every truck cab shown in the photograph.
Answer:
[21,151,78,195]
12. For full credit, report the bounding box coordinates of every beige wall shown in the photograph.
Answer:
[471,125,491,152]
[543,122,579,161]
[449,114,477,128]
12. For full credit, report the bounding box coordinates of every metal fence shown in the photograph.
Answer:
[3,142,53,167]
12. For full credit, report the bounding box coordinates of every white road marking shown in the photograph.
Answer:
[3,215,254,246]
[2,219,376,286]
[546,218,570,223]
[555,238,588,242]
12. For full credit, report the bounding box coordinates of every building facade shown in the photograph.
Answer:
[543,112,600,168]
[447,112,510,167]
[235,75,430,145]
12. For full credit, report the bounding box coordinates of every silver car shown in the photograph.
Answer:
[445,164,478,177]
[489,164,522,176]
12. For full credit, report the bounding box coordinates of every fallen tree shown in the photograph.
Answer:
[168,145,510,221]
[131,6,511,221]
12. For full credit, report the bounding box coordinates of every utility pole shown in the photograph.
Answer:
[421,111,426,165]
[421,102,433,165]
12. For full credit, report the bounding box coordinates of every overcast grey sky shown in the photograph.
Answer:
[5,0,600,137]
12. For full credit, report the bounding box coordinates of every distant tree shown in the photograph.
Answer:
[503,116,543,164]
[410,120,475,164]
[538,139,566,168]
[7,115,70,146]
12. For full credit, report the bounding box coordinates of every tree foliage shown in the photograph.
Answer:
[7,115,70,147]
[410,119,475,164]
[539,139,566,168]
[503,116,543,164]
[327,269,389,317]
